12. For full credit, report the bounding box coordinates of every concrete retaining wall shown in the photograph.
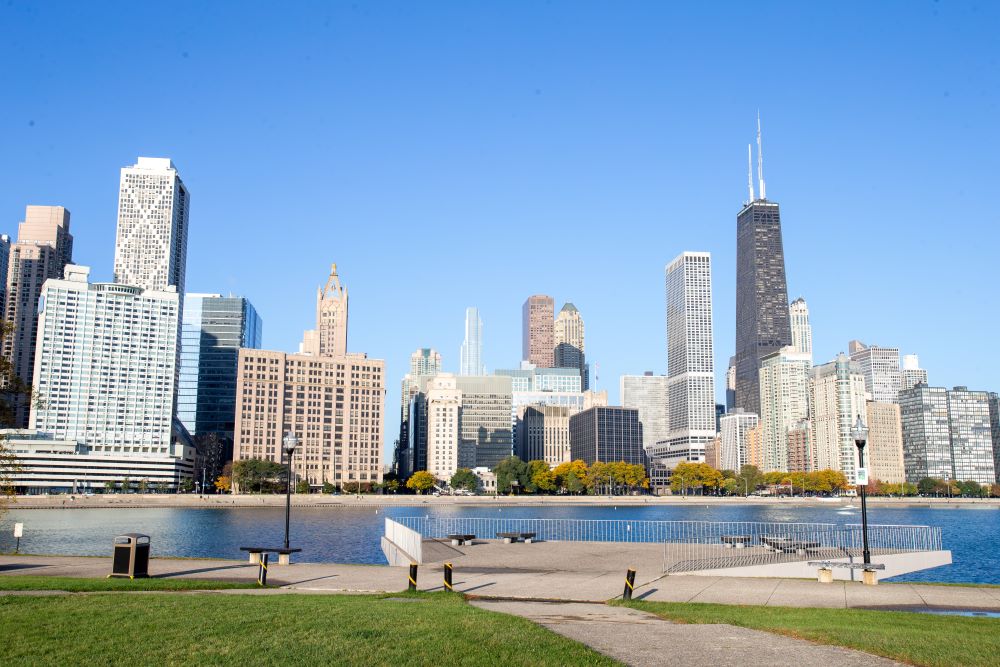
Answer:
[381,518,422,566]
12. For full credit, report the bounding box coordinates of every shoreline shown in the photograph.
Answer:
[7,493,1000,510]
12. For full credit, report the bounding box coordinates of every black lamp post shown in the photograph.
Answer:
[851,415,871,566]
[282,431,299,550]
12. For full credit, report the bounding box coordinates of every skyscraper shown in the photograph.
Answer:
[554,302,587,388]
[398,348,442,477]
[809,354,867,483]
[425,374,465,480]
[569,406,644,466]
[522,294,554,367]
[454,375,513,468]
[865,401,905,484]
[734,119,792,417]
[946,387,995,485]
[0,233,10,314]
[899,384,952,482]
[758,347,811,472]
[849,340,902,404]
[409,348,442,377]
[620,372,669,453]
[30,265,180,455]
[725,356,736,412]
[789,297,812,362]
[3,206,73,427]
[113,157,189,295]
[301,264,348,357]
[901,354,929,391]
[177,294,263,457]
[517,404,573,466]
[661,252,716,465]
[460,307,484,376]
[720,410,758,472]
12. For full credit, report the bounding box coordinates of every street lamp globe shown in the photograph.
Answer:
[851,415,868,448]
[283,432,299,455]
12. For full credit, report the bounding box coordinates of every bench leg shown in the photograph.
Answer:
[524,538,532,544]
[278,553,291,566]
[818,568,834,583]
[248,553,261,564]
[503,537,512,544]
[862,569,878,586]
[451,539,461,546]
[735,543,745,549]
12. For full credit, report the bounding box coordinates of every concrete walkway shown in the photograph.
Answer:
[3,554,1000,611]
[470,600,903,667]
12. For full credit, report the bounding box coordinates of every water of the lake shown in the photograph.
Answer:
[1,503,997,584]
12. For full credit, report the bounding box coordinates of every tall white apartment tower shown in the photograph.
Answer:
[720,410,759,472]
[113,157,189,296]
[620,372,670,452]
[758,347,811,472]
[662,252,716,462]
[901,354,929,390]
[809,354,868,483]
[789,298,812,362]
[460,307,484,376]
[849,340,902,403]
[425,374,463,480]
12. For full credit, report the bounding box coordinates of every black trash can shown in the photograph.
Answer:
[110,533,150,579]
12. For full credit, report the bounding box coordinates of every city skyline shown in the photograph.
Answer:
[3,3,999,465]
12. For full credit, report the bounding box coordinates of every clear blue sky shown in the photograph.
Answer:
[2,1,998,461]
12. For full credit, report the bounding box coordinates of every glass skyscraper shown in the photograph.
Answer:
[178,294,262,457]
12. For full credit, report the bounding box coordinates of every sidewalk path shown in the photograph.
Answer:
[470,600,903,667]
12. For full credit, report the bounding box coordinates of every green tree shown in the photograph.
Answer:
[232,458,287,493]
[957,480,982,497]
[180,478,195,493]
[734,465,764,496]
[322,481,336,494]
[527,460,555,493]
[121,477,132,494]
[721,478,738,496]
[917,477,939,496]
[137,478,149,495]
[103,480,115,494]
[494,456,528,494]
[295,479,311,494]
[406,470,436,494]
[0,435,19,519]
[0,322,35,518]
[450,468,479,493]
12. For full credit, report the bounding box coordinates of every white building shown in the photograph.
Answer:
[659,252,716,466]
[30,265,181,456]
[720,410,759,472]
[810,354,868,483]
[460,307,484,376]
[620,373,669,453]
[425,374,465,480]
[758,347,811,472]
[113,157,189,296]
[789,297,812,362]
[901,354,929,391]
[849,340,902,404]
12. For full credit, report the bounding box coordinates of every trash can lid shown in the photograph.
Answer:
[114,533,151,544]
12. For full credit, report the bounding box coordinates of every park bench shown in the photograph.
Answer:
[720,534,752,549]
[447,533,476,546]
[240,546,302,566]
[496,532,537,544]
[808,560,886,585]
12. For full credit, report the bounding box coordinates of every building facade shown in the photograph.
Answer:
[460,307,484,376]
[865,401,905,484]
[177,294,262,455]
[3,205,73,427]
[425,374,464,480]
[901,354,929,391]
[734,197,792,417]
[30,266,180,455]
[568,406,644,466]
[113,158,189,296]
[516,404,572,466]
[899,384,952,482]
[454,375,513,468]
[0,233,9,314]
[849,341,902,404]
[554,302,587,388]
[809,354,867,483]
[660,252,716,464]
[719,410,759,472]
[620,373,669,453]
[301,264,348,357]
[522,294,554,368]
[234,350,385,488]
[946,387,995,485]
[786,420,813,472]
[758,347,811,472]
[789,297,812,362]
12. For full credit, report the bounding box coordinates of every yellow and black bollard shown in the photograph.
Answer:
[257,553,269,587]
[443,562,454,592]
[623,568,636,601]
[408,563,418,592]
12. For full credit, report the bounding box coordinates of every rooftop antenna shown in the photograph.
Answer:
[756,111,766,200]
[747,143,755,202]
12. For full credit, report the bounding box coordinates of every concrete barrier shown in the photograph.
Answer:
[381,518,423,566]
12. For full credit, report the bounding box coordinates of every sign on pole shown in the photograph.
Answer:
[856,468,869,486]
[13,523,23,538]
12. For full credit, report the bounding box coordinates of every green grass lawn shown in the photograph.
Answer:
[621,600,1000,667]
[0,575,259,592]
[0,591,618,666]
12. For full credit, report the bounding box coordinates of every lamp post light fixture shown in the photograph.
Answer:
[282,431,299,550]
[851,415,871,566]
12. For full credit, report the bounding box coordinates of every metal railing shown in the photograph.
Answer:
[392,516,943,573]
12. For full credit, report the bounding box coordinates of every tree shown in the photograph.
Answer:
[137,478,149,495]
[103,480,115,494]
[232,458,287,493]
[295,479,311,494]
[494,456,528,494]
[0,435,19,519]
[527,460,555,493]
[214,476,231,493]
[121,477,133,494]
[957,480,982,498]
[917,477,939,496]
[406,470,436,494]
[734,465,764,496]
[322,481,336,494]
[552,460,588,495]
[623,464,649,492]
[450,468,479,493]
[180,478,195,493]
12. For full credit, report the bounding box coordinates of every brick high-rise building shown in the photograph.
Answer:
[301,264,348,357]
[3,205,73,427]
[865,401,905,484]
[522,294,554,368]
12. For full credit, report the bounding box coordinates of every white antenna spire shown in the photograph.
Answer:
[756,111,766,200]
[747,143,755,202]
